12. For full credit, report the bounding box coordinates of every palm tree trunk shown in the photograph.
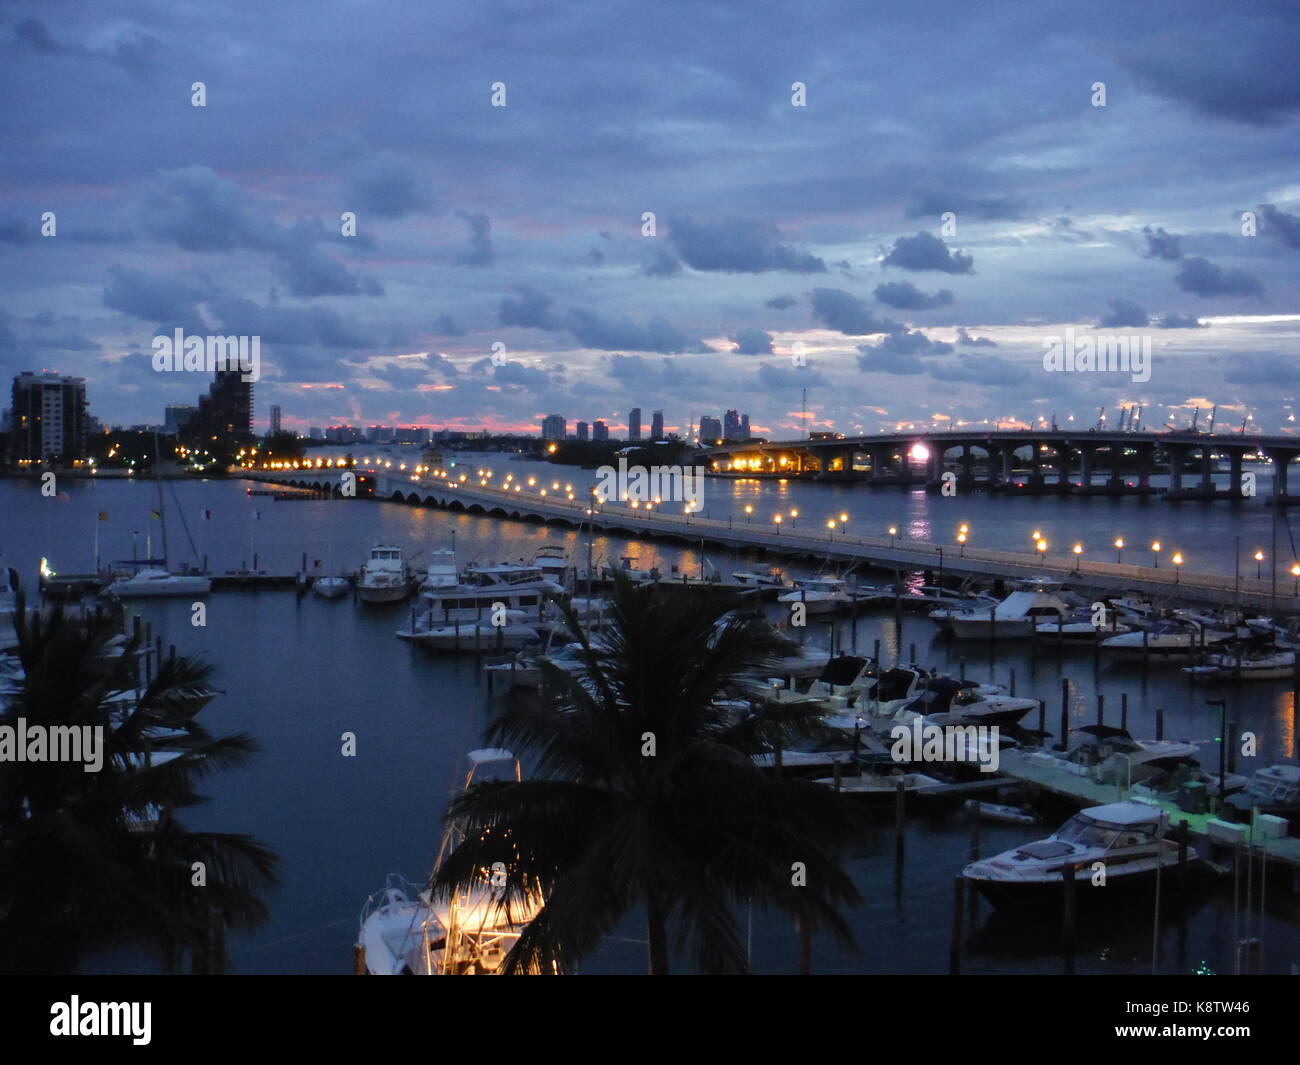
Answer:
[646,891,671,975]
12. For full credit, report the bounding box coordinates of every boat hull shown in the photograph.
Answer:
[358,583,410,603]
[107,576,212,598]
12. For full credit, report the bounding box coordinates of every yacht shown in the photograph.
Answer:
[890,676,1037,727]
[1222,764,1300,823]
[731,564,789,591]
[939,589,1071,640]
[313,576,350,599]
[397,617,541,653]
[1182,646,1296,681]
[812,766,946,799]
[777,576,852,615]
[912,585,1000,620]
[357,545,411,603]
[1101,618,1235,661]
[963,802,1184,908]
[1034,610,1133,644]
[419,549,460,593]
[356,749,548,975]
[104,567,212,598]
[530,545,571,584]
[1029,724,1199,785]
[415,563,564,626]
[603,555,657,581]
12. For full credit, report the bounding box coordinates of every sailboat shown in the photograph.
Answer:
[104,437,211,599]
[313,523,349,599]
[356,748,549,975]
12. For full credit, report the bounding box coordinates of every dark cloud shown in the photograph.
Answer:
[0,218,37,246]
[905,190,1024,221]
[1259,204,1300,250]
[27,334,102,352]
[667,217,826,274]
[1142,226,1183,261]
[434,314,464,337]
[873,329,954,357]
[1153,312,1203,328]
[765,295,797,310]
[874,281,954,310]
[102,266,205,324]
[490,360,554,390]
[12,16,161,75]
[1224,355,1300,386]
[881,231,974,274]
[454,210,495,267]
[758,362,828,388]
[1097,298,1150,328]
[499,286,562,331]
[1174,256,1264,298]
[955,326,997,347]
[641,246,683,277]
[346,152,434,218]
[206,295,374,350]
[566,309,709,354]
[809,288,899,336]
[855,344,923,376]
[928,354,1025,386]
[731,327,774,355]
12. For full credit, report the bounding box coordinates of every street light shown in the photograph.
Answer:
[888,525,898,548]
[1114,537,1124,564]
[1172,552,1183,583]
[1151,540,1161,569]
[1072,543,1083,572]
[1291,561,1300,596]
[827,519,837,533]
[957,531,967,557]
[744,504,753,524]
[1036,538,1048,561]
[773,514,783,533]
[1254,550,1264,580]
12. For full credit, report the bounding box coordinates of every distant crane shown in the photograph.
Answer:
[1207,404,1217,434]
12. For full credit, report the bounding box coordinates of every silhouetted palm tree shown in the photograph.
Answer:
[0,594,278,973]
[435,576,861,974]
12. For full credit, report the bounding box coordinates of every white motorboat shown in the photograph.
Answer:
[357,749,547,975]
[890,676,1037,727]
[419,549,460,593]
[963,801,1184,909]
[813,767,945,798]
[1029,724,1199,785]
[1101,618,1235,661]
[732,564,789,590]
[415,563,563,627]
[1034,610,1133,643]
[777,577,852,615]
[970,801,1038,826]
[941,589,1071,640]
[357,545,411,603]
[104,567,212,598]
[1182,647,1296,681]
[915,586,1001,624]
[313,576,350,599]
[1222,764,1300,823]
[603,555,656,581]
[398,617,540,652]
[530,545,571,583]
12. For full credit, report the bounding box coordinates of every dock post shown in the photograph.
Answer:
[833,760,842,792]
[1177,820,1189,888]
[1121,692,1128,732]
[1058,678,1069,750]
[909,642,916,665]
[949,876,964,975]
[873,638,880,665]
[1037,699,1046,743]
[895,779,906,863]
[1228,719,1237,775]
[850,594,858,652]
[1062,862,1078,975]
[1155,706,1164,740]
[1096,693,1104,727]
[1142,626,1149,669]
[1010,668,1016,696]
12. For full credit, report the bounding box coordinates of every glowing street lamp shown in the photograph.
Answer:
[957,530,967,557]
[888,525,898,548]
[744,504,753,524]
[1292,562,1300,596]
[790,508,799,528]
[1172,552,1183,583]
[827,519,837,533]
[1072,543,1083,573]
[1114,537,1124,564]
[773,514,783,533]
[1151,541,1161,569]
[1036,538,1048,560]
[1254,550,1264,580]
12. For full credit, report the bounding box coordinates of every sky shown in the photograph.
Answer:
[2,0,1299,440]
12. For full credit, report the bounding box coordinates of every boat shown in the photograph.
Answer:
[1221,764,1300,824]
[356,748,548,975]
[602,555,656,582]
[962,801,1186,908]
[104,567,212,598]
[940,589,1071,640]
[777,576,852,615]
[1029,724,1199,785]
[731,564,789,591]
[912,585,1000,621]
[1182,647,1296,681]
[415,563,564,627]
[812,766,946,798]
[397,617,541,653]
[1034,610,1133,643]
[970,801,1038,826]
[313,576,350,599]
[530,545,571,583]
[1101,618,1235,661]
[420,548,460,593]
[357,545,411,603]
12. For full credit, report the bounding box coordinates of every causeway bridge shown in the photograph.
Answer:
[696,429,1300,502]
[247,466,1300,613]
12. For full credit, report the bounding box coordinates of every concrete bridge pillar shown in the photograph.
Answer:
[1265,448,1297,500]
[1028,443,1044,488]
[1228,449,1244,499]
[1165,444,1190,493]
[1136,443,1154,488]
[869,445,889,481]
[1079,446,1093,488]
[1199,446,1214,491]
[1056,446,1071,486]
[999,445,1014,485]
[958,444,976,486]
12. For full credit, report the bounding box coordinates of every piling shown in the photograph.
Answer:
[1121,692,1128,732]
[1037,699,1046,742]
[1062,862,1078,975]
[1228,719,1237,775]
[949,876,964,976]
[909,642,916,665]
[1009,668,1016,696]
[1058,678,1069,750]
[873,638,880,665]
[1155,706,1164,740]
[833,760,842,792]
[894,779,906,862]
[1096,693,1104,726]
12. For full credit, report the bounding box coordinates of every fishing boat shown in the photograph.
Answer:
[357,545,411,603]
[356,748,548,975]
[963,801,1185,909]
[939,589,1071,640]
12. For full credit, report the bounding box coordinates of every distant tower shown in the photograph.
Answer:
[575,420,589,441]
[541,414,567,440]
[270,404,282,435]
[723,409,740,441]
[628,407,642,441]
[592,419,609,442]
[651,410,664,440]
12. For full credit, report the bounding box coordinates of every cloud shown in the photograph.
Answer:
[855,345,923,375]
[955,326,997,347]
[641,246,683,277]
[1259,204,1300,250]
[881,231,974,274]
[1224,354,1300,386]
[1174,256,1264,298]
[666,217,826,273]
[0,218,37,246]
[856,328,953,374]
[1153,312,1203,328]
[873,329,954,357]
[499,286,562,330]
[1142,225,1183,261]
[102,266,205,324]
[12,16,160,76]
[566,309,709,353]
[873,280,954,310]
[454,210,495,267]
[434,314,464,336]
[205,295,374,350]
[489,360,554,390]
[928,354,1025,386]
[1098,297,1150,328]
[758,362,828,388]
[904,190,1024,221]
[809,288,899,336]
[346,152,434,218]
[765,295,797,310]
[731,327,774,355]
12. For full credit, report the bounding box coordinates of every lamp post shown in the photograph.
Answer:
[1151,541,1161,569]
[773,514,782,535]
[1114,537,1124,564]
[1292,562,1300,596]
[1208,698,1227,809]
[1036,538,1048,564]
[744,504,753,525]
[790,508,799,528]
[957,531,967,557]
[1172,552,1183,583]
[1072,543,1083,574]
[1255,550,1264,580]
[888,525,898,549]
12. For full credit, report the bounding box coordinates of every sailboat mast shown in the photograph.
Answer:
[155,431,170,569]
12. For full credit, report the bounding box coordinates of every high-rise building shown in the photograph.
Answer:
[740,414,751,439]
[309,426,323,440]
[10,372,87,462]
[651,410,664,440]
[699,415,722,444]
[628,407,641,441]
[723,409,741,441]
[164,404,197,436]
[575,420,589,442]
[181,369,253,450]
[541,414,567,440]
[270,405,282,435]
[325,424,362,444]
[592,419,609,442]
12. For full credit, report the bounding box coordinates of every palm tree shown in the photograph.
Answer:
[434,575,862,974]
[0,593,278,973]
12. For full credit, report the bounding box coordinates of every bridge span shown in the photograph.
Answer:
[247,467,1300,614]
[696,429,1300,502]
